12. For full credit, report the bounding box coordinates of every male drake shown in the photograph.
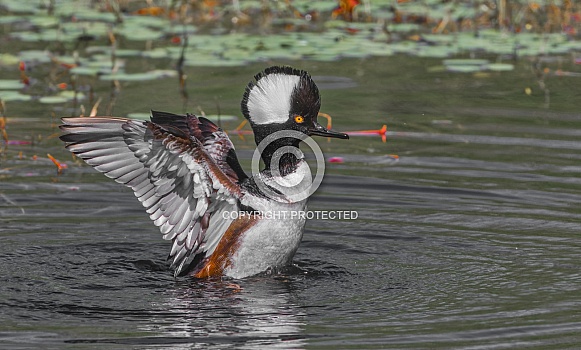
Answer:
[60,66,348,279]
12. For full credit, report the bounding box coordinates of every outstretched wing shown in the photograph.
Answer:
[60,113,247,276]
[150,110,248,184]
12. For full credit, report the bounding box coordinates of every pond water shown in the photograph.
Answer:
[1,22,581,350]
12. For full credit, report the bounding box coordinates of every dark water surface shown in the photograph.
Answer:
[2,55,581,349]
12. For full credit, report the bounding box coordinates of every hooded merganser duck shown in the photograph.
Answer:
[60,66,348,279]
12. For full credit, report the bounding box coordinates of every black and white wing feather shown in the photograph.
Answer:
[60,112,246,276]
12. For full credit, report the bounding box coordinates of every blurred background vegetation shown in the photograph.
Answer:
[1,0,581,162]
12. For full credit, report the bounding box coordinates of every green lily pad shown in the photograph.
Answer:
[293,0,335,13]
[0,80,25,90]
[53,56,76,65]
[0,0,41,13]
[18,50,53,63]
[486,63,514,72]
[99,70,177,81]
[184,59,247,67]
[85,46,112,55]
[115,49,145,58]
[163,25,198,36]
[202,115,239,122]
[390,42,417,54]
[0,91,31,102]
[396,2,430,16]
[443,59,489,66]
[0,53,19,66]
[562,41,581,50]
[141,49,169,59]
[0,15,25,24]
[421,34,454,44]
[249,49,302,61]
[415,46,456,58]
[123,15,168,29]
[547,45,570,55]
[115,25,163,41]
[231,0,262,11]
[357,42,394,57]
[39,96,69,104]
[58,91,86,100]
[37,29,74,42]
[29,16,59,28]
[10,31,41,42]
[388,23,421,33]
[126,113,237,122]
[486,44,518,55]
[56,7,117,23]
[80,57,125,73]
[446,65,483,73]
[38,91,85,104]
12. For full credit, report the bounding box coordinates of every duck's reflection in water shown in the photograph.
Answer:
[142,275,306,349]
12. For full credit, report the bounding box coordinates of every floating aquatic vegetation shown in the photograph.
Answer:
[202,115,239,122]
[55,5,117,23]
[115,26,164,42]
[0,91,31,102]
[0,0,41,13]
[486,63,515,72]
[0,80,25,90]
[446,64,483,73]
[38,91,85,104]
[2,0,580,68]
[0,0,579,116]
[443,59,515,73]
[444,58,488,72]
[415,46,457,58]
[126,113,238,122]
[99,70,177,82]
[0,54,19,66]
[68,56,126,76]
[38,96,69,104]
[18,50,53,64]
[140,49,168,59]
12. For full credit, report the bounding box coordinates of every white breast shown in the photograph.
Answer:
[226,162,312,279]
[225,200,307,279]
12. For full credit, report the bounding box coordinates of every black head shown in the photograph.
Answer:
[241,66,349,144]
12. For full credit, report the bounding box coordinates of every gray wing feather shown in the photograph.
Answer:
[60,116,242,276]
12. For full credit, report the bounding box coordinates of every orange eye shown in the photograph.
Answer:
[294,115,304,123]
